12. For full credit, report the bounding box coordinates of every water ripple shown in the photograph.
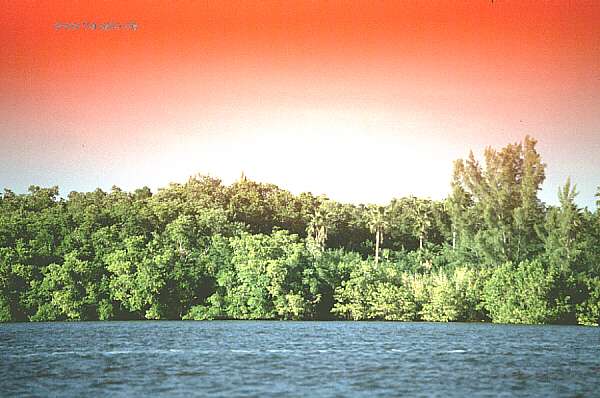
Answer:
[1,321,598,397]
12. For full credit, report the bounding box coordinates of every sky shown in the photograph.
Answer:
[1,0,599,209]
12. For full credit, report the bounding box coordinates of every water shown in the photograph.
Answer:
[1,321,599,397]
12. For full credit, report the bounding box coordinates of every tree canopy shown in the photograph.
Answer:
[1,137,598,325]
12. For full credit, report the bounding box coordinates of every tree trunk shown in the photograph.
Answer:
[452,229,456,250]
[419,234,423,250]
[375,229,380,265]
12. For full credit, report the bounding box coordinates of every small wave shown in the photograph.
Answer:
[103,350,133,355]
[14,353,41,358]
[8,350,88,358]
[11,351,80,358]
[7,348,210,359]
[192,349,218,355]
[443,349,467,353]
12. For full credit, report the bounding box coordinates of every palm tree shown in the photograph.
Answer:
[368,205,389,265]
[307,209,327,249]
[409,197,431,250]
[306,198,331,250]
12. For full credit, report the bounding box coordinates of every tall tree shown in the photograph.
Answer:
[367,206,388,265]
[306,197,332,251]
[448,136,546,265]
[448,160,475,251]
[407,197,433,250]
[541,179,584,273]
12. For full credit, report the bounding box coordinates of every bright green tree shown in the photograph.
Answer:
[483,259,568,324]
[449,136,546,265]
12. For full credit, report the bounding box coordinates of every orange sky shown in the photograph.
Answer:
[1,0,599,207]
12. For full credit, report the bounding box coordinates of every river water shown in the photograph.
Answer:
[1,321,599,397]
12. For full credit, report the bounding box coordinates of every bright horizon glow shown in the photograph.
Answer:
[1,1,599,209]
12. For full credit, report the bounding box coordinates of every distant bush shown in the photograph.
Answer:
[483,260,570,324]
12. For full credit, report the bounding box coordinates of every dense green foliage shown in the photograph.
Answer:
[1,137,598,325]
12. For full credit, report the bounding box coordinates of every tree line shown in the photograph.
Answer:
[1,136,598,324]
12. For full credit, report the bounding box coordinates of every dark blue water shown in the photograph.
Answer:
[1,321,599,397]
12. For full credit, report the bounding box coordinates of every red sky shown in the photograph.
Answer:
[1,0,599,207]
